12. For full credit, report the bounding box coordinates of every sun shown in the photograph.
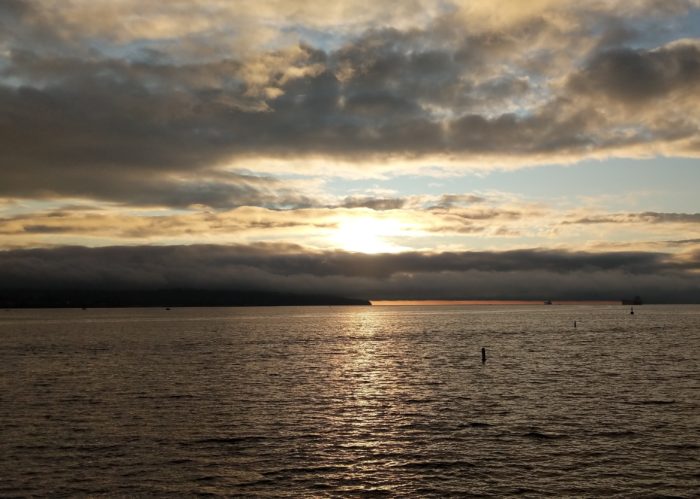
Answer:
[332,217,404,253]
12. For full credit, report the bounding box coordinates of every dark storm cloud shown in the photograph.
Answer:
[0,244,698,302]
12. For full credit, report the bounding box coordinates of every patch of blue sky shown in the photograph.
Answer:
[606,9,700,51]
[0,198,95,217]
[644,8,700,47]
[0,73,23,88]
[0,198,192,219]
[463,158,700,213]
[324,157,700,213]
[90,37,171,63]
[279,24,351,53]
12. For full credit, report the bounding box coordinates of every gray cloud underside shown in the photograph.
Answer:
[0,165,317,209]
[565,212,700,224]
[1,2,699,206]
[3,37,695,162]
[667,238,700,245]
[342,196,406,210]
[1,244,698,302]
[340,193,487,211]
[429,194,486,209]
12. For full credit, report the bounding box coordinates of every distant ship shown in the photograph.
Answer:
[544,300,552,305]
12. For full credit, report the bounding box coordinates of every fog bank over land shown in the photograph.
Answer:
[1,245,698,303]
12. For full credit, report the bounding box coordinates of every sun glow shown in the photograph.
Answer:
[332,217,405,253]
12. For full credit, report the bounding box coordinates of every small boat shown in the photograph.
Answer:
[544,300,552,305]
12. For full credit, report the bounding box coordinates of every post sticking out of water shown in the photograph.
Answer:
[574,320,577,328]
[481,347,486,363]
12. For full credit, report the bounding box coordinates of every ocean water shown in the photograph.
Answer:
[0,304,698,497]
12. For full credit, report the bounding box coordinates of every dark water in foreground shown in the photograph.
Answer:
[1,305,698,497]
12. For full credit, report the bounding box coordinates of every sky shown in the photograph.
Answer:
[1,0,699,301]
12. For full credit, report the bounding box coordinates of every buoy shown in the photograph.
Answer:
[630,307,634,315]
[481,347,486,363]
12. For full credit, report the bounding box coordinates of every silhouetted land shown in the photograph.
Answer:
[0,289,370,308]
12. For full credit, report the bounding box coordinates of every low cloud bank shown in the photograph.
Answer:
[1,244,698,303]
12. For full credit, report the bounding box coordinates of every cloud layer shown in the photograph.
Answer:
[1,1,699,207]
[1,244,698,302]
[1,1,698,302]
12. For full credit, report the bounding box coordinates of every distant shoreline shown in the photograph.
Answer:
[3,291,692,309]
[0,289,371,308]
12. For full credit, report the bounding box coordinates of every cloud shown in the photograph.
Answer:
[429,194,486,209]
[1,2,699,207]
[0,244,697,302]
[0,206,339,242]
[0,137,321,209]
[666,238,700,246]
[21,224,77,234]
[568,40,700,104]
[0,191,551,250]
[341,196,406,210]
[2,197,697,254]
[564,211,700,224]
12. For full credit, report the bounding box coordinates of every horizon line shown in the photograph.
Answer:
[370,300,622,306]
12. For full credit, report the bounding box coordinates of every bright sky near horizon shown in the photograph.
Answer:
[1,0,699,301]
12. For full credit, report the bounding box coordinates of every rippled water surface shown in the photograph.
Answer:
[1,304,699,497]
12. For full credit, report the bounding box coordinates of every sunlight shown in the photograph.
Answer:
[332,217,405,253]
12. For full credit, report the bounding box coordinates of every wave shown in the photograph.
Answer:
[634,399,676,405]
[522,431,567,440]
[594,430,638,438]
[464,421,491,428]
[394,460,477,470]
[190,435,269,446]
